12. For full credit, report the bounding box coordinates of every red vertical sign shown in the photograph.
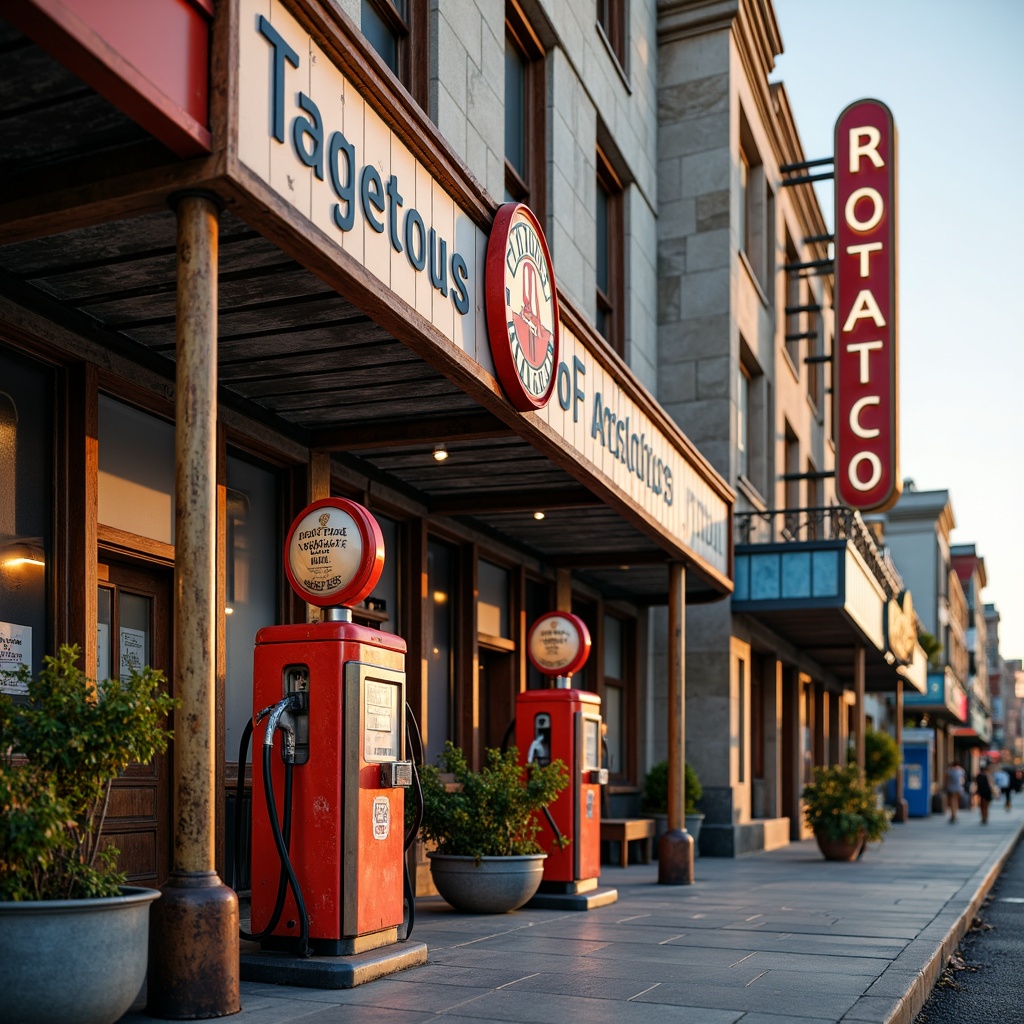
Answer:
[834,99,900,511]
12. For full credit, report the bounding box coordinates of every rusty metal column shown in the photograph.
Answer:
[148,191,240,1019]
[893,678,908,821]
[659,561,694,884]
[853,644,866,772]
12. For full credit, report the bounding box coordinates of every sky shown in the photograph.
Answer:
[770,0,1024,662]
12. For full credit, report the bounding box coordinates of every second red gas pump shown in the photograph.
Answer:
[239,498,427,986]
[514,612,618,910]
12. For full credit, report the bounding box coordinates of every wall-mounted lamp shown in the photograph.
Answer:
[432,443,449,462]
[1,542,45,570]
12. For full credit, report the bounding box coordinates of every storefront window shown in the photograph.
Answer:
[0,349,51,687]
[525,576,551,690]
[371,514,400,633]
[477,559,509,639]
[225,453,278,763]
[426,538,456,765]
[98,395,175,544]
[603,614,624,774]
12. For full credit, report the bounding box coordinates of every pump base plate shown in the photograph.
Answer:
[525,886,618,911]
[240,940,427,989]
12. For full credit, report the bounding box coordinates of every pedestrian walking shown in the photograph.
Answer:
[945,760,966,823]
[975,762,994,824]
[994,765,1012,810]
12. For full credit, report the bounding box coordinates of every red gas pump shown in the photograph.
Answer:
[245,499,426,972]
[515,612,617,909]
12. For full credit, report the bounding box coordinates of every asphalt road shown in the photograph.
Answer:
[915,815,1024,1024]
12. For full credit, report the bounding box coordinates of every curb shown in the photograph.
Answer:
[841,819,1024,1023]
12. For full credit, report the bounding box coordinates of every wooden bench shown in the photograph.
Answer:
[600,818,655,867]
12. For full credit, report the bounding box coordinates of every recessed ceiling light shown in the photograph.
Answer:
[432,443,449,462]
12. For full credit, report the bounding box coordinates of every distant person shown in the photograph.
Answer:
[994,765,1011,810]
[975,763,994,824]
[1013,767,1023,795]
[945,761,966,823]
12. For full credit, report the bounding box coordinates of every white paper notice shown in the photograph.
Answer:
[0,622,31,695]
[119,627,146,681]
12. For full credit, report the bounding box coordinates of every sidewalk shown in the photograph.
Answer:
[121,803,1024,1024]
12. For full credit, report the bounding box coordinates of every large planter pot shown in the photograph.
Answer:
[0,885,160,1024]
[427,853,546,914]
[814,833,865,862]
[685,812,705,858]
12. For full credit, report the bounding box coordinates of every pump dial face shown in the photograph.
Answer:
[527,612,591,677]
[284,498,384,608]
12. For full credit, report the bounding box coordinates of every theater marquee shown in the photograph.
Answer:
[834,99,900,512]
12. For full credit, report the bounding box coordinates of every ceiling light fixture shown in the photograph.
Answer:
[533,511,545,521]
[432,443,449,462]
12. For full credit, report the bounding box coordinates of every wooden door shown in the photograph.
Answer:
[97,560,173,888]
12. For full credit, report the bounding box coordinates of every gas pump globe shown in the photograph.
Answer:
[514,612,617,910]
[243,498,427,984]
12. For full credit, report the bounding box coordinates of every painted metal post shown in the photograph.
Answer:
[147,191,240,1019]
[659,561,694,884]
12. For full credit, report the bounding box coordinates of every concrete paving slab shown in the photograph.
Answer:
[117,807,1024,1024]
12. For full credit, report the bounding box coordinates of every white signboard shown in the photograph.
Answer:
[237,0,492,374]
[533,324,730,577]
[119,627,146,681]
[0,622,31,695]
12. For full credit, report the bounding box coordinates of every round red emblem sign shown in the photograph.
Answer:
[485,203,560,411]
[527,612,591,678]
[283,498,384,608]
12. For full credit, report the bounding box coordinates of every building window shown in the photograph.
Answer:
[505,5,545,218]
[737,363,749,481]
[0,348,51,685]
[224,452,278,765]
[596,0,627,72]
[738,116,770,294]
[596,146,624,355]
[426,537,457,765]
[784,232,802,370]
[361,0,427,107]
[783,424,800,536]
[478,558,510,640]
[738,150,750,257]
[806,301,821,412]
[738,339,767,498]
[602,613,633,781]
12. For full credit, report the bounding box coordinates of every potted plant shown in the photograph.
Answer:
[418,740,569,913]
[0,645,176,1024]
[642,759,704,854]
[801,763,890,861]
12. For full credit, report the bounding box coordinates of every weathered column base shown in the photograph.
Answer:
[147,871,240,1019]
[658,828,695,885]
[892,797,909,823]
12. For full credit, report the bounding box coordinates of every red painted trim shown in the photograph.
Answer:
[834,99,900,512]
[283,498,385,609]
[8,0,212,157]
[485,202,561,412]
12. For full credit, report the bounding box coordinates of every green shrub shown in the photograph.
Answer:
[0,645,177,901]
[802,763,890,845]
[857,726,901,788]
[418,741,569,860]
[642,759,702,815]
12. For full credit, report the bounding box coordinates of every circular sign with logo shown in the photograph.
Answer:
[527,612,591,677]
[284,498,384,608]
[485,202,560,411]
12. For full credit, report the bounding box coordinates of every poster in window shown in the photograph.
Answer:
[0,622,31,695]
[119,627,146,681]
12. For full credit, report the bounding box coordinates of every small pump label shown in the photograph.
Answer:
[372,796,390,840]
